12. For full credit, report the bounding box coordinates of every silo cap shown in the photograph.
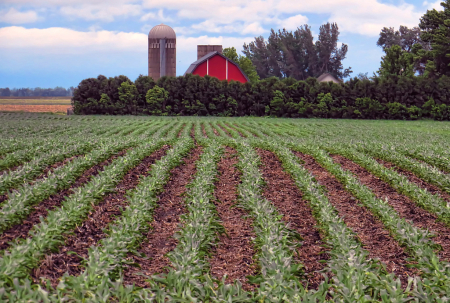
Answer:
[148,23,176,39]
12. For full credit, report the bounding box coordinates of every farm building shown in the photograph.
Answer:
[184,50,249,83]
[148,23,176,81]
[317,73,341,83]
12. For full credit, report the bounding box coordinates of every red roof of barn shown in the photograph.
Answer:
[184,51,250,82]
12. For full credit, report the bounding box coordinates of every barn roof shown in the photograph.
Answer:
[184,51,250,82]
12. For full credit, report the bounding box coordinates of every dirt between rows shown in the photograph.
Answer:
[257,149,328,289]
[224,123,245,137]
[0,150,128,252]
[376,158,450,204]
[210,123,220,136]
[201,123,208,137]
[333,155,450,262]
[295,152,417,288]
[31,146,170,287]
[0,156,79,204]
[209,147,257,290]
[217,124,232,137]
[122,146,202,287]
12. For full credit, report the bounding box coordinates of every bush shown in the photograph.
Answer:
[71,73,450,120]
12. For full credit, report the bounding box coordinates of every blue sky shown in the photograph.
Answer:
[0,0,444,88]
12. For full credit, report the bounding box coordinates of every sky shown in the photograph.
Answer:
[0,0,444,89]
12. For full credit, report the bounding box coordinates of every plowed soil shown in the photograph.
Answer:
[0,104,69,113]
[31,146,169,286]
[122,146,202,287]
[332,154,450,262]
[0,150,128,251]
[296,152,416,287]
[209,147,257,290]
[376,159,450,203]
[257,149,328,289]
[225,123,245,137]
[210,123,220,136]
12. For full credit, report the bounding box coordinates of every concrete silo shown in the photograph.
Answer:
[148,23,176,81]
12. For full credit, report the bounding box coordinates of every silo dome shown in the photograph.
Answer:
[148,23,176,39]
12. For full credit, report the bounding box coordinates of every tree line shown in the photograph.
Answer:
[72,73,450,120]
[0,87,75,97]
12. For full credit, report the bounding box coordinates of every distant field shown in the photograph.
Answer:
[0,97,71,113]
[0,97,72,105]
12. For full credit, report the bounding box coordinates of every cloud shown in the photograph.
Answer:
[0,26,253,54]
[140,9,173,22]
[60,4,141,22]
[279,14,309,31]
[423,0,443,10]
[0,8,39,24]
[0,26,146,54]
[142,0,424,37]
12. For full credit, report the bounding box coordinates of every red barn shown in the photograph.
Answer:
[184,51,249,83]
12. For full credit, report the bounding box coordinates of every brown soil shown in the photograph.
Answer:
[209,147,256,290]
[31,146,169,286]
[234,123,257,137]
[201,123,208,137]
[376,159,450,203]
[217,123,232,137]
[0,156,79,204]
[39,156,78,179]
[224,123,245,137]
[0,104,69,113]
[209,123,220,136]
[122,146,202,287]
[178,124,186,138]
[332,154,450,262]
[0,150,129,251]
[295,152,417,287]
[257,149,328,289]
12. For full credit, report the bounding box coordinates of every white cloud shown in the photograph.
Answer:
[279,14,309,31]
[142,0,425,37]
[423,0,443,10]
[60,4,141,22]
[242,22,265,35]
[0,8,39,24]
[0,26,146,54]
[0,26,253,54]
[140,9,173,22]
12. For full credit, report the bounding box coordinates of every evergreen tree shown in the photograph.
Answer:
[378,45,415,79]
[222,47,260,83]
[419,0,450,77]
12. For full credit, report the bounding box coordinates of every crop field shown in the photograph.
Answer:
[0,97,71,114]
[1,112,450,302]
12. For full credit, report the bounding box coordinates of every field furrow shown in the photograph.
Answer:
[296,151,416,286]
[332,154,450,262]
[209,147,257,290]
[123,145,202,287]
[31,145,170,287]
[257,148,329,289]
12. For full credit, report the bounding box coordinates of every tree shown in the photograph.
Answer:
[377,26,424,52]
[377,45,415,79]
[146,85,169,115]
[243,23,352,81]
[419,0,450,77]
[222,47,260,83]
[118,81,138,115]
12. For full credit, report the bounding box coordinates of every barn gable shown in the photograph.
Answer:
[184,51,249,83]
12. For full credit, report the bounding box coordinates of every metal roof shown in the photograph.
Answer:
[184,51,250,82]
[148,23,176,39]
